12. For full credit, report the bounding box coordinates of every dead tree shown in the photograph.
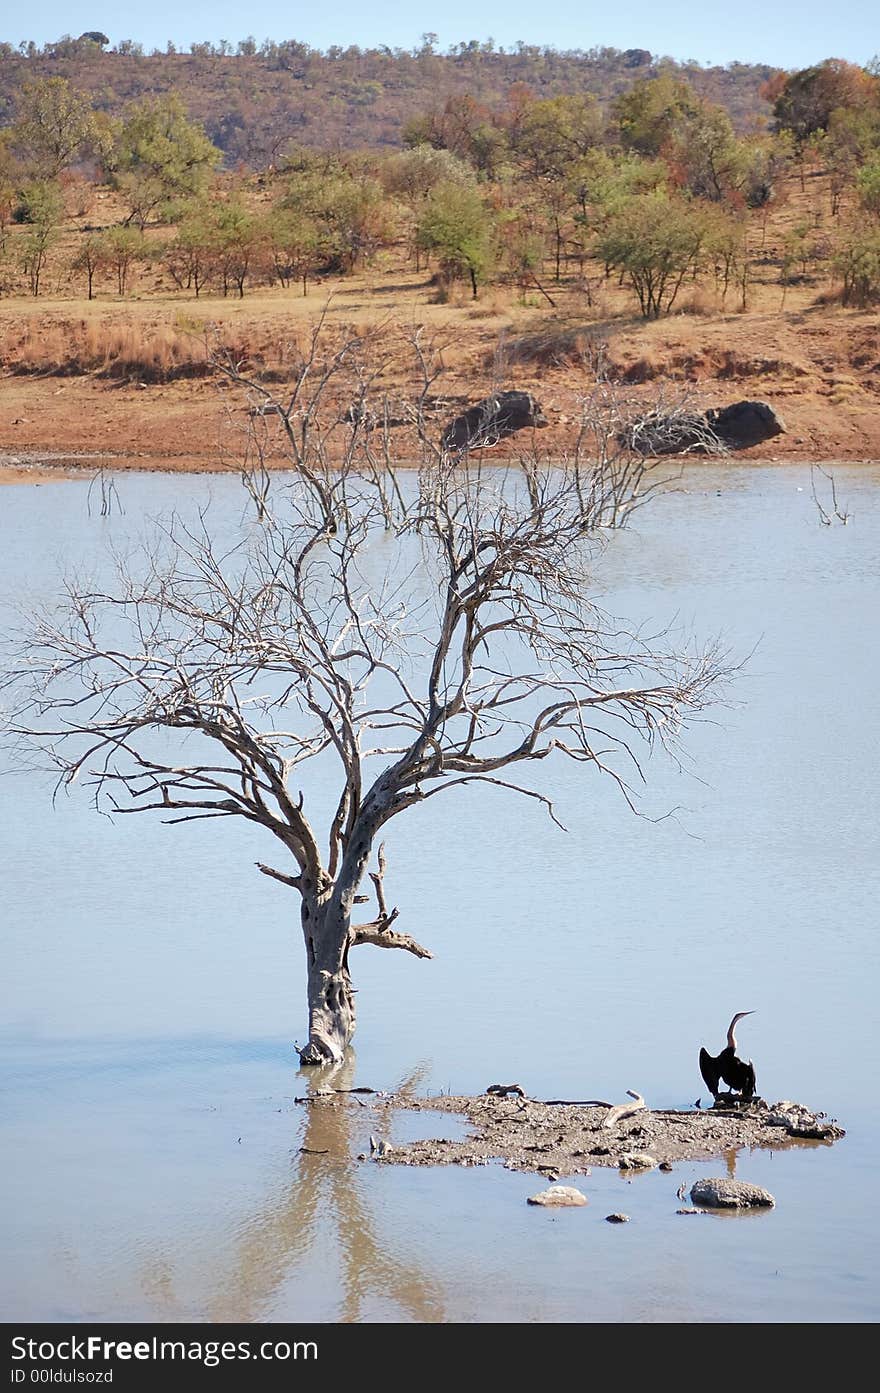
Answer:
[2,343,732,1067]
[537,349,727,532]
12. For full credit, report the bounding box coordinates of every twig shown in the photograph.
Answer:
[538,1097,613,1108]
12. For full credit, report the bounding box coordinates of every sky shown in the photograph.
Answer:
[5,1,877,71]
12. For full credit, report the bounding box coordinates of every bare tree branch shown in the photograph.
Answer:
[0,323,735,1065]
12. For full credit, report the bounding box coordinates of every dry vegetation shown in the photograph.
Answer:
[1,171,877,469]
[0,38,775,162]
[1,53,879,468]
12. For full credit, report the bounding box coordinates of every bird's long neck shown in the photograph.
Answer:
[726,1016,739,1049]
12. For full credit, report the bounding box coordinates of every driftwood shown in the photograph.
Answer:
[486,1083,527,1098]
[540,1097,613,1107]
[602,1090,647,1129]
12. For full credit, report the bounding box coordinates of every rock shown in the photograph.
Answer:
[690,1178,775,1209]
[705,400,786,448]
[623,399,785,457]
[618,1152,658,1169]
[764,1100,845,1139]
[622,48,652,67]
[787,1121,845,1140]
[441,391,547,453]
[527,1184,587,1207]
[605,1212,630,1223]
[658,1161,674,1172]
[676,1207,705,1215]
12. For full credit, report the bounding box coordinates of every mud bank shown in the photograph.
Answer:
[303,1090,845,1176]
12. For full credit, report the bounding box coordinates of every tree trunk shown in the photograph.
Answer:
[297,803,392,1065]
[298,891,356,1065]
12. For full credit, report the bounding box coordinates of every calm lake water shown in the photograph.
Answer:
[1,463,878,1323]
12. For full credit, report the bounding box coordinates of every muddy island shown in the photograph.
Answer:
[299,1088,845,1176]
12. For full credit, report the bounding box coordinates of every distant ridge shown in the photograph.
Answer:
[0,37,777,167]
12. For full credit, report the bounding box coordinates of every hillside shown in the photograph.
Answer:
[0,38,777,165]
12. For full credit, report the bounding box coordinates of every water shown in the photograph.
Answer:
[1,463,878,1322]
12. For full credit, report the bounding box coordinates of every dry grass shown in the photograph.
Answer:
[0,315,378,384]
[1,320,214,382]
[1,168,879,463]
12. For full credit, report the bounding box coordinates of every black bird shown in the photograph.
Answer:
[699,1011,757,1102]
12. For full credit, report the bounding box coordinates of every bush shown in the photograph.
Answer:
[596,189,709,318]
[835,227,880,307]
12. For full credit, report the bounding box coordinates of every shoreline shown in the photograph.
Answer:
[2,444,878,485]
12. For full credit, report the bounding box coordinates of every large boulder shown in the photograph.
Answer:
[441,391,547,454]
[624,399,786,457]
[690,1178,775,1209]
[705,400,786,448]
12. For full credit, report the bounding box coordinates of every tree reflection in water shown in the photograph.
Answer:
[204,1057,447,1322]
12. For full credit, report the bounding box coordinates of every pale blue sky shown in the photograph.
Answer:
[7,1,876,70]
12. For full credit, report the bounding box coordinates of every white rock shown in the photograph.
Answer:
[527,1185,587,1207]
[618,1152,658,1169]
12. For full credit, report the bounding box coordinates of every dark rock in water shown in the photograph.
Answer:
[605,1212,630,1223]
[441,391,547,453]
[705,400,786,447]
[690,1177,775,1209]
[623,398,785,457]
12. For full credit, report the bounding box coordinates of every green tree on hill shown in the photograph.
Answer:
[857,158,880,216]
[281,167,393,273]
[100,226,148,296]
[612,75,698,156]
[596,188,708,318]
[508,94,603,182]
[834,225,880,305]
[165,200,219,298]
[111,95,221,229]
[12,76,98,177]
[416,181,493,297]
[264,207,327,294]
[211,199,260,297]
[14,179,63,295]
[70,233,106,299]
